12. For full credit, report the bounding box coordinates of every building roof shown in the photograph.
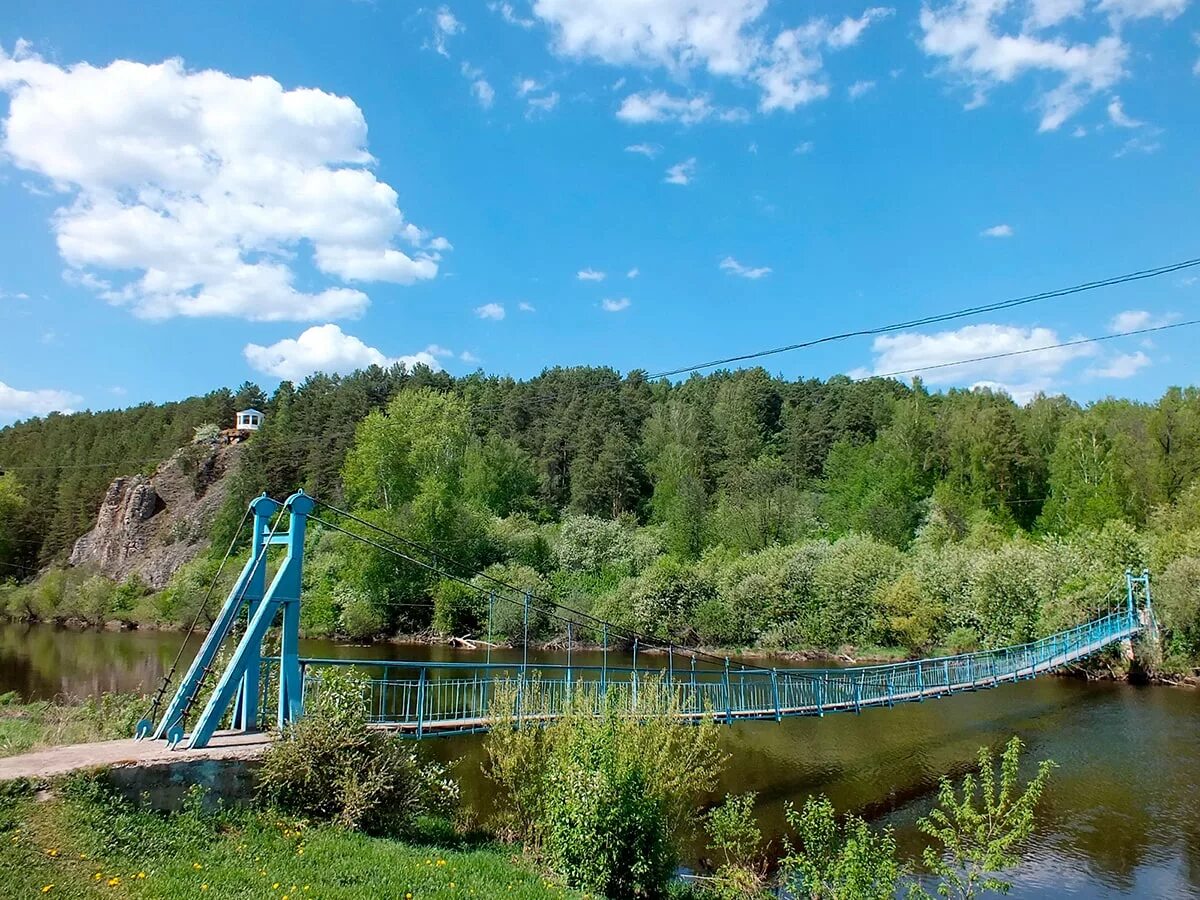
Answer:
[237,408,265,416]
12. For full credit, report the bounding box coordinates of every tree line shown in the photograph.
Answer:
[2,364,1199,668]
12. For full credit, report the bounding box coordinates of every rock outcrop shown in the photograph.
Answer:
[69,442,242,589]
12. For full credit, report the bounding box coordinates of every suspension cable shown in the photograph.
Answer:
[139,502,253,725]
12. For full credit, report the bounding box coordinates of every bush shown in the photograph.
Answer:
[257,668,458,834]
[338,585,387,640]
[703,793,769,899]
[432,577,483,636]
[1156,556,1200,662]
[484,679,726,898]
[810,534,901,648]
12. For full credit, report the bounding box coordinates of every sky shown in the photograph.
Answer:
[0,0,1197,425]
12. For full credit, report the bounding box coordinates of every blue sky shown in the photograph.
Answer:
[0,0,1197,424]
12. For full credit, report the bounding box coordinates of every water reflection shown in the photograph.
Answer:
[1,623,1197,898]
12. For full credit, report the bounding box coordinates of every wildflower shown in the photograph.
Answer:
[93,873,103,881]
[436,859,446,866]
[107,877,120,886]
[193,862,203,870]
[44,848,59,857]
[41,886,53,894]
[201,885,209,892]
[137,872,147,879]
[273,883,281,890]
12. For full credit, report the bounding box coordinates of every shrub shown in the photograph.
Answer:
[703,793,770,899]
[338,585,386,640]
[810,535,901,648]
[473,563,554,644]
[781,795,902,900]
[257,668,457,834]
[432,577,483,636]
[484,679,726,898]
[1156,556,1200,662]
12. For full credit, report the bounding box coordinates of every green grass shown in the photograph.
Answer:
[0,693,144,759]
[0,777,586,900]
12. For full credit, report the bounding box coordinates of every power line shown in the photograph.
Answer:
[646,256,1200,379]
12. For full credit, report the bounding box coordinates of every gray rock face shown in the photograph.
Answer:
[69,443,243,589]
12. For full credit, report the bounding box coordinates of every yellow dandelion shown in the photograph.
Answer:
[201,885,209,892]
[273,883,281,890]
[93,873,103,881]
[107,877,120,886]
[436,859,446,866]
[41,886,53,894]
[193,862,203,870]
[137,872,147,879]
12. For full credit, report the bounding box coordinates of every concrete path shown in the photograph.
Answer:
[0,731,274,781]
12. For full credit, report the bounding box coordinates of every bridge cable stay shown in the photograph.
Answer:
[309,498,754,672]
[133,501,254,738]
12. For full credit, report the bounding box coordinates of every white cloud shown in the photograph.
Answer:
[0,289,30,301]
[664,157,697,185]
[533,1,892,117]
[516,77,543,96]
[460,349,482,363]
[627,267,639,278]
[426,344,455,358]
[616,90,736,125]
[462,63,496,107]
[432,6,463,57]
[526,91,560,115]
[244,324,441,381]
[476,302,506,320]
[828,8,895,48]
[1086,350,1151,379]
[490,1,536,28]
[1114,135,1161,156]
[0,45,445,322]
[848,79,876,99]
[625,143,662,157]
[981,223,1014,238]
[917,0,1172,131]
[794,140,814,154]
[518,301,537,312]
[862,323,1097,402]
[1107,96,1142,127]
[1108,309,1177,332]
[577,267,606,281]
[601,297,631,312]
[720,256,772,279]
[0,380,81,420]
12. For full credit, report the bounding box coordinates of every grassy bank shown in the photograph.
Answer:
[0,777,585,900]
[0,693,143,759]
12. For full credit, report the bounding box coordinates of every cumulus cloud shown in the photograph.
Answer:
[848,79,876,99]
[601,297,631,312]
[432,6,463,57]
[1108,309,1177,332]
[981,224,1014,237]
[532,1,893,116]
[1086,350,1151,379]
[476,302,506,320]
[490,1,536,28]
[577,268,606,281]
[664,157,697,185]
[0,44,445,321]
[720,256,772,279]
[0,380,81,421]
[462,63,496,107]
[860,323,1097,403]
[616,90,737,125]
[1107,96,1143,127]
[917,0,1177,131]
[244,324,441,381]
[625,143,662,157]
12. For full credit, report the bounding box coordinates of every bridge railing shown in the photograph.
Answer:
[257,606,1140,736]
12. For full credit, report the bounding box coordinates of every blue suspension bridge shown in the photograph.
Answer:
[135,491,1155,750]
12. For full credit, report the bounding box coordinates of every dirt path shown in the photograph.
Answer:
[0,731,274,781]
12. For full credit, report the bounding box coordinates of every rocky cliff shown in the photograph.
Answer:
[69,442,242,589]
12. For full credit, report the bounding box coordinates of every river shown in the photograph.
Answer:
[2,622,1197,898]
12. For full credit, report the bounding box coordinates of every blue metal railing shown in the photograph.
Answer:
[267,605,1144,738]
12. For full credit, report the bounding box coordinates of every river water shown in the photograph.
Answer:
[2,622,1197,898]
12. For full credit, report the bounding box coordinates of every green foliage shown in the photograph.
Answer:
[336,585,387,641]
[258,668,458,835]
[915,736,1056,899]
[702,793,770,900]
[0,691,145,757]
[484,679,726,898]
[780,795,903,900]
[1155,556,1200,662]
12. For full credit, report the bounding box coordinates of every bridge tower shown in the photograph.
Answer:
[143,490,314,749]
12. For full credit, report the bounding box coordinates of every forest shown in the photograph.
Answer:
[1,364,1199,672]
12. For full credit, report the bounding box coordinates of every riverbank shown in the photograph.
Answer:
[0,776,587,900]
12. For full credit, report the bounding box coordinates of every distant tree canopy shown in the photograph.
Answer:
[3,366,1200,594]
